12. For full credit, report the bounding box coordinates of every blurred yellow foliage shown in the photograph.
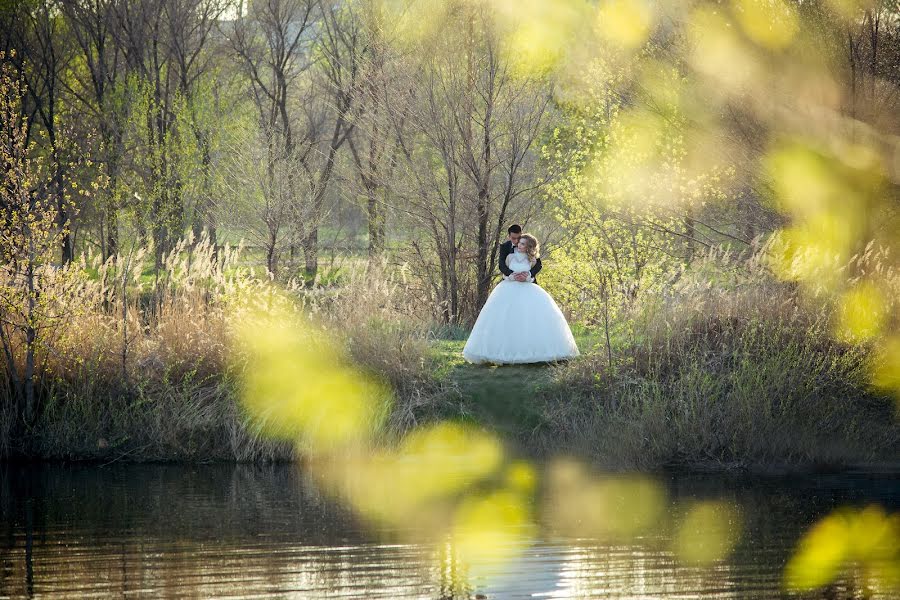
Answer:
[314,422,504,526]
[596,0,654,49]
[762,141,889,291]
[837,281,888,342]
[674,500,743,565]
[493,0,591,75]
[766,221,852,288]
[766,144,855,219]
[784,505,900,592]
[397,421,505,497]
[733,0,798,50]
[235,307,391,452]
[545,458,667,541]
[688,8,759,92]
[871,336,900,400]
[504,459,538,494]
[451,488,536,568]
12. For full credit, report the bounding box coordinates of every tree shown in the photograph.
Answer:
[221,121,306,277]
[388,3,551,322]
[110,0,225,268]
[59,0,125,259]
[1,0,77,264]
[0,56,86,428]
[301,0,364,277]
[344,2,393,259]
[228,0,321,277]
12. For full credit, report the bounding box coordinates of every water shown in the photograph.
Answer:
[1,463,897,599]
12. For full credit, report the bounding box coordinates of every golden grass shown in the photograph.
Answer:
[536,265,899,470]
[0,234,444,460]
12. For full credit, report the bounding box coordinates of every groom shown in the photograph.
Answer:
[498,224,542,283]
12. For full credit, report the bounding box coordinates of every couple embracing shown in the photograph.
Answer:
[463,224,580,364]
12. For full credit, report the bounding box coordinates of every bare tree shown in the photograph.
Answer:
[343,1,404,260]
[59,0,125,259]
[228,0,319,277]
[228,0,362,280]
[220,123,305,277]
[299,2,364,278]
[387,5,552,322]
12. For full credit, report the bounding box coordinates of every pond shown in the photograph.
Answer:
[1,463,897,599]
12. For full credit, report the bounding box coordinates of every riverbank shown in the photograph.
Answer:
[1,244,896,471]
[4,323,896,473]
[430,333,899,472]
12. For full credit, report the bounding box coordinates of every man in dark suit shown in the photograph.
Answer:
[498,224,542,284]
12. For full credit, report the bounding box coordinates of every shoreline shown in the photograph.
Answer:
[2,447,897,479]
[3,321,898,472]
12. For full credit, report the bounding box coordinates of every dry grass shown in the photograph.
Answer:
[536,272,899,471]
[309,261,458,438]
[0,235,445,460]
[2,238,896,469]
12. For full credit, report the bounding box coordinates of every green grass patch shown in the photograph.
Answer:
[426,331,600,444]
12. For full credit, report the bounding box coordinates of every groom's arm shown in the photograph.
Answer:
[498,244,513,277]
[530,257,543,279]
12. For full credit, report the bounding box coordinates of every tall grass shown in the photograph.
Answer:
[536,270,899,470]
[306,261,458,437]
[0,235,445,460]
[2,237,896,469]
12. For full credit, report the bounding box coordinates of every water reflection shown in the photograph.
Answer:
[0,464,897,599]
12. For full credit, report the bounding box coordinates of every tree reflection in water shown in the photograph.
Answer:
[1,464,896,599]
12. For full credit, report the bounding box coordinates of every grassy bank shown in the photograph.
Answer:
[424,324,898,471]
[1,241,897,471]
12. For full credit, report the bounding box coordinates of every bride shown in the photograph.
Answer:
[463,233,579,364]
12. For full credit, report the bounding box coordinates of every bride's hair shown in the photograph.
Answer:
[520,233,540,262]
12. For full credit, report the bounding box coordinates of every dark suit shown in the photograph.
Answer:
[498,240,542,284]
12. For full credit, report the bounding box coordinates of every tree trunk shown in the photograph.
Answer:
[266,243,277,278]
[266,221,279,277]
[23,249,36,424]
[23,324,35,424]
[475,191,490,312]
[366,184,384,258]
[305,106,349,279]
[447,185,459,323]
[106,204,119,259]
[59,207,73,263]
[684,213,696,265]
[52,143,73,264]
[208,224,218,262]
[303,228,318,281]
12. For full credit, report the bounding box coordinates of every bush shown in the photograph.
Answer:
[536,279,899,470]
[0,237,446,461]
[315,264,458,439]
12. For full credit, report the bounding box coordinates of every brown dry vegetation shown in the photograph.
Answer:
[0,237,448,460]
[2,238,897,471]
[536,274,899,471]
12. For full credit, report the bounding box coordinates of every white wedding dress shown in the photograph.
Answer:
[463,251,579,364]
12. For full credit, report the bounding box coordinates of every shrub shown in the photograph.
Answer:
[1,237,446,461]
[537,278,899,470]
